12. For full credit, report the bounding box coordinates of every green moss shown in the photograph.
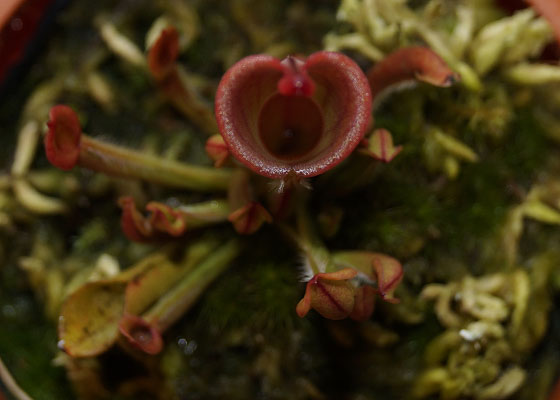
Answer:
[195,232,303,337]
[0,295,72,400]
[2,0,560,398]
[333,104,549,279]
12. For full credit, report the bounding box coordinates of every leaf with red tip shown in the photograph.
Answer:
[297,268,358,320]
[226,169,272,234]
[309,275,356,320]
[372,255,403,303]
[228,201,272,235]
[205,134,229,167]
[119,197,188,242]
[368,47,459,100]
[147,26,217,135]
[215,51,372,179]
[119,197,153,242]
[146,202,187,236]
[296,286,312,317]
[364,128,402,163]
[332,251,404,303]
[44,105,82,170]
[350,285,376,321]
[148,27,179,80]
[119,314,164,355]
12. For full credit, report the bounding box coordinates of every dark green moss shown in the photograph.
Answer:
[195,231,303,337]
[0,289,72,400]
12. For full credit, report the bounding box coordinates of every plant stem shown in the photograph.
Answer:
[298,206,336,274]
[178,199,231,228]
[79,135,232,191]
[143,239,242,331]
[278,203,332,276]
[159,68,219,136]
[0,356,32,400]
[124,237,221,316]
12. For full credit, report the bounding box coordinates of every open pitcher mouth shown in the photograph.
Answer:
[258,93,324,161]
[215,51,372,180]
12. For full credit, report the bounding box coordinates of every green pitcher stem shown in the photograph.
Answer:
[123,237,221,316]
[178,199,231,228]
[143,239,242,332]
[162,67,219,136]
[296,206,335,274]
[278,203,333,276]
[79,135,232,192]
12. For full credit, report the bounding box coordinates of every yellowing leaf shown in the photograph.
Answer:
[522,200,560,225]
[505,63,560,85]
[432,129,478,162]
[58,280,127,357]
